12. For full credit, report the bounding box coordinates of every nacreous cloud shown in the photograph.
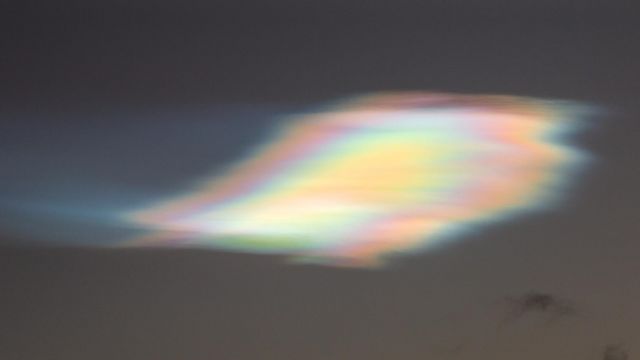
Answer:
[127,92,590,267]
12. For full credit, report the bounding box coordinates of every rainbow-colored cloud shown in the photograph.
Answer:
[127,93,588,267]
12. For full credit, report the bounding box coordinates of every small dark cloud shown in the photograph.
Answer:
[500,291,576,327]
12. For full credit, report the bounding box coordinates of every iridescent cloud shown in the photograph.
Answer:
[126,92,589,267]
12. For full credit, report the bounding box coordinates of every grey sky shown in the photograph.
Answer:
[1,1,639,359]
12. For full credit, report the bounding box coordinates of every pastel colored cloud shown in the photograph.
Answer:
[127,92,589,267]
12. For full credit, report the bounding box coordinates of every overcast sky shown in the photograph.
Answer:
[1,1,639,359]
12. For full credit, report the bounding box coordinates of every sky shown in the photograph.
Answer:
[1,1,639,359]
